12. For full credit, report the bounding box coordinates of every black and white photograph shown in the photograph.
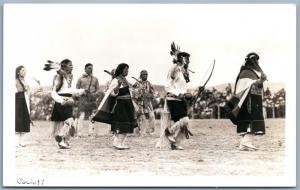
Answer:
[3,4,296,187]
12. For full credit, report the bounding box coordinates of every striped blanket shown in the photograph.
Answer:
[227,75,257,125]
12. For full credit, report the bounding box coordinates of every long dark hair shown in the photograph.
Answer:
[114,63,129,78]
[60,59,71,70]
[16,65,25,79]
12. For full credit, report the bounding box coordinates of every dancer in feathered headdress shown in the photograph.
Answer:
[156,42,193,150]
[44,59,85,149]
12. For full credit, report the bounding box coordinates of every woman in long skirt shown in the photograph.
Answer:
[15,66,31,147]
[93,63,138,150]
[233,52,267,151]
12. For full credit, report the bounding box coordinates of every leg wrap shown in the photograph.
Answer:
[180,124,193,139]
[57,117,75,138]
[169,116,189,134]
[179,117,189,126]
[148,111,155,133]
[76,112,85,136]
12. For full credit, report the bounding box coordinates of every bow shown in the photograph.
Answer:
[202,59,215,88]
[192,60,215,105]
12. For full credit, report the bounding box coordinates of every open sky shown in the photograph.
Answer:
[4,4,296,89]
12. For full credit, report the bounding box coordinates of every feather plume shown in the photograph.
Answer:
[44,60,61,71]
[170,42,182,56]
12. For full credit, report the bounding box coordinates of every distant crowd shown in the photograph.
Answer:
[190,85,285,119]
[29,84,285,121]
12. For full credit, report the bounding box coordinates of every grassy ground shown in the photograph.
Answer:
[15,119,285,177]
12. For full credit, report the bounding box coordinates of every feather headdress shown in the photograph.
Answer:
[170,42,190,63]
[170,42,181,57]
[44,60,70,81]
[43,60,61,71]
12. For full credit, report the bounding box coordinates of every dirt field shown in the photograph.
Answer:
[15,119,285,177]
